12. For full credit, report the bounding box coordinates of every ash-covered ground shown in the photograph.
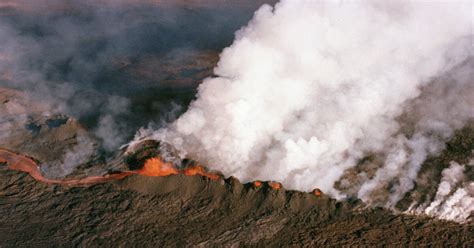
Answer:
[0,1,473,246]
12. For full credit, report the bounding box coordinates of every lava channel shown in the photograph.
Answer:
[0,148,222,186]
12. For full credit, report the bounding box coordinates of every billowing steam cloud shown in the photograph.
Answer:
[134,1,472,220]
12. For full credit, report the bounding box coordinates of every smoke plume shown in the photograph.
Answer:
[134,1,472,220]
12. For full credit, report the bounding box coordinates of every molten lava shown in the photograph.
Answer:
[268,181,281,190]
[182,164,221,180]
[0,148,222,186]
[136,157,179,177]
[136,157,221,180]
[0,148,130,186]
[313,188,322,196]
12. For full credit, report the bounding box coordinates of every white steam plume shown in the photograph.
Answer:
[358,57,474,207]
[133,0,472,212]
[408,161,473,223]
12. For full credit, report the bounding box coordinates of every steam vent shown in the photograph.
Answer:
[0,0,473,246]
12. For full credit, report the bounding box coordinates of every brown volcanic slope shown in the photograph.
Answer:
[0,81,474,246]
[0,3,473,245]
[1,168,473,247]
[0,86,473,246]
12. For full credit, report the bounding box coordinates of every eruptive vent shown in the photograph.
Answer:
[131,1,473,222]
[0,140,223,186]
[124,140,223,180]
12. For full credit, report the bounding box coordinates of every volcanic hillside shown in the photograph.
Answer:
[1,162,473,246]
[0,86,473,246]
[0,1,473,246]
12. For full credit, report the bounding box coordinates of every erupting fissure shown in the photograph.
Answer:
[137,157,179,177]
[1,147,278,189]
[0,148,225,185]
[0,147,320,195]
[129,0,472,222]
[136,156,222,180]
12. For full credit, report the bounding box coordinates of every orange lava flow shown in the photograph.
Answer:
[0,148,222,186]
[0,148,131,186]
[182,164,221,180]
[135,157,179,177]
[136,158,222,180]
[313,188,322,196]
[1,149,319,197]
[268,182,281,190]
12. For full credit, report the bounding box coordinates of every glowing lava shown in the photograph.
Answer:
[1,148,326,203]
[0,148,130,186]
[268,182,281,190]
[136,157,179,177]
[0,148,222,186]
[182,164,221,180]
[134,157,221,180]
[313,188,322,196]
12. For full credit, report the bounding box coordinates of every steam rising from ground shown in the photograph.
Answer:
[135,1,473,221]
[409,159,474,223]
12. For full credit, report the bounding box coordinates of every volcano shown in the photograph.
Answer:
[1,142,474,246]
[0,1,473,246]
[1,86,473,246]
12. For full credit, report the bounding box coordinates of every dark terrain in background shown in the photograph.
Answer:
[0,0,277,152]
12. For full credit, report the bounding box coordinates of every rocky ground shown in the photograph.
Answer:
[0,44,473,248]
[1,167,473,247]
[0,88,472,246]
